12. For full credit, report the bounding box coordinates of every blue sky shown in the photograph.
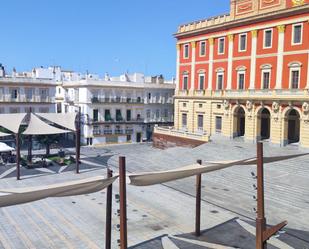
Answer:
[1,0,229,79]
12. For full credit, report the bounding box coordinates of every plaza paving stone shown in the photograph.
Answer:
[0,138,307,248]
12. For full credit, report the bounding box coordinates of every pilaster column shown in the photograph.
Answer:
[208,38,214,90]
[227,34,234,90]
[307,50,309,89]
[276,25,285,89]
[176,44,181,92]
[249,30,258,89]
[190,41,196,92]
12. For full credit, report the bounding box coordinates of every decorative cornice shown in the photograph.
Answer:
[191,41,196,48]
[176,44,181,51]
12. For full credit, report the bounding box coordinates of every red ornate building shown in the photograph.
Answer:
[155,0,309,148]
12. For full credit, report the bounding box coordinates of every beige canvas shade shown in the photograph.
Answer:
[0,113,26,134]
[23,114,71,135]
[129,153,308,186]
[37,113,77,131]
[0,175,118,207]
[0,131,11,137]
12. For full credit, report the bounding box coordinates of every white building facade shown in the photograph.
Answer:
[0,65,57,114]
[62,73,175,145]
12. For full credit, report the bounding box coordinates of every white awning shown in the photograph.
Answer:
[36,113,77,131]
[23,114,71,135]
[0,114,26,134]
[0,131,11,137]
[0,142,15,152]
[0,175,118,207]
[129,153,308,186]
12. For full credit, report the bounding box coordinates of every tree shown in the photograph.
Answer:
[36,134,61,157]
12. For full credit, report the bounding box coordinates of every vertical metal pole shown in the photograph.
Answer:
[195,159,202,236]
[256,142,266,249]
[76,106,81,174]
[16,133,20,180]
[27,107,32,164]
[119,156,127,249]
[105,169,113,249]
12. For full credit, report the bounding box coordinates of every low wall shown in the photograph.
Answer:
[153,132,207,149]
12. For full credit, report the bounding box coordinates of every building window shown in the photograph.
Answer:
[126,109,131,121]
[183,74,189,90]
[183,44,189,59]
[199,41,206,56]
[198,115,203,131]
[0,87,4,100]
[25,88,34,100]
[39,107,49,113]
[239,33,247,51]
[262,71,270,89]
[93,109,99,122]
[0,107,4,114]
[164,109,168,118]
[216,116,222,133]
[292,23,302,45]
[291,70,300,89]
[216,73,224,90]
[93,125,100,135]
[104,109,111,121]
[146,109,151,119]
[10,107,20,113]
[263,29,272,48]
[182,113,187,129]
[148,93,151,100]
[288,62,301,89]
[238,72,245,90]
[218,38,225,54]
[156,109,160,119]
[116,109,122,121]
[10,88,18,99]
[198,73,205,90]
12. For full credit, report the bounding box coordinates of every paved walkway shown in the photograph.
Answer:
[0,139,307,248]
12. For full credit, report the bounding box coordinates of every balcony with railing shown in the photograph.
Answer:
[176,89,309,100]
[91,96,144,104]
[125,129,134,134]
[114,129,124,135]
[103,129,113,135]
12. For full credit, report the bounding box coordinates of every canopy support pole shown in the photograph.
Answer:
[119,156,127,249]
[16,133,20,180]
[76,106,81,174]
[256,142,287,249]
[105,168,113,249]
[256,142,266,249]
[195,159,202,237]
[27,107,32,164]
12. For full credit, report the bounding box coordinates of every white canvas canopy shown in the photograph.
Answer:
[36,113,77,131]
[0,175,118,207]
[0,113,26,134]
[23,114,71,135]
[0,142,15,153]
[129,153,308,186]
[0,131,11,137]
